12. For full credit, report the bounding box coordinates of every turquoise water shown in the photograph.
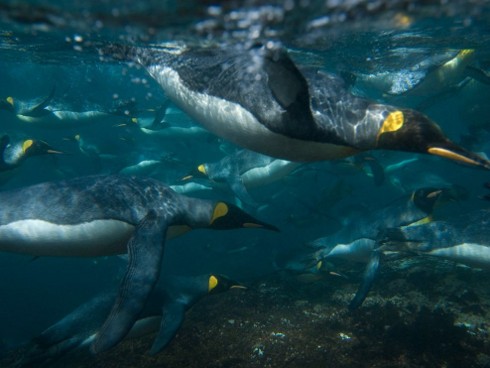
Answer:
[0,1,490,366]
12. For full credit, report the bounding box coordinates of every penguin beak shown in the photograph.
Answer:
[427,141,490,170]
[242,220,280,232]
[379,109,490,170]
[181,165,208,181]
[230,285,247,290]
[210,202,280,231]
[46,149,65,154]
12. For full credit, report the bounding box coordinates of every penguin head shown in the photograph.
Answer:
[209,202,279,231]
[376,109,490,170]
[411,185,467,214]
[0,97,15,112]
[411,187,446,214]
[181,164,208,181]
[207,274,246,294]
[22,139,64,157]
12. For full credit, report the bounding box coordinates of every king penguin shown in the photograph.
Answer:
[182,149,301,206]
[276,186,458,308]
[0,135,62,171]
[0,89,135,128]
[0,175,277,354]
[377,208,490,270]
[105,43,490,169]
[18,274,244,367]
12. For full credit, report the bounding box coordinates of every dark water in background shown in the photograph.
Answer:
[0,0,489,352]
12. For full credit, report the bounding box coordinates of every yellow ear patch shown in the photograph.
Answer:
[74,134,81,141]
[198,164,207,175]
[22,139,33,153]
[131,117,138,124]
[6,96,14,106]
[377,110,404,143]
[457,49,475,60]
[211,202,228,224]
[316,260,323,271]
[208,275,218,292]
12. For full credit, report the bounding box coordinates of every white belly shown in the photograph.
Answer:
[148,66,357,162]
[0,219,135,257]
[241,160,301,188]
[326,239,376,263]
[425,243,490,270]
[16,111,120,128]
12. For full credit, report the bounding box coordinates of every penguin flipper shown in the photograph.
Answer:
[150,102,170,129]
[262,47,311,109]
[363,157,385,186]
[348,251,380,310]
[91,210,168,354]
[228,177,259,207]
[36,294,113,349]
[25,86,56,117]
[148,303,185,355]
[17,336,84,368]
[465,65,490,85]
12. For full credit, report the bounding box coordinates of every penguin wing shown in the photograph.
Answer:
[348,250,381,310]
[228,175,259,207]
[149,302,186,355]
[18,336,86,368]
[22,86,56,117]
[91,210,168,354]
[167,45,319,140]
[361,156,385,186]
[19,292,115,366]
[465,65,490,85]
[36,293,114,347]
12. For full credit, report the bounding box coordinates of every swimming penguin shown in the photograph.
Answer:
[0,90,135,128]
[104,43,490,169]
[0,88,55,119]
[132,103,210,138]
[182,149,301,206]
[276,186,458,307]
[0,135,62,171]
[18,274,244,367]
[377,208,490,270]
[0,175,277,354]
[348,49,490,107]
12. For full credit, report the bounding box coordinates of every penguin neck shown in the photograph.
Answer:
[166,276,208,306]
[344,103,395,150]
[3,143,25,166]
[178,196,214,228]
